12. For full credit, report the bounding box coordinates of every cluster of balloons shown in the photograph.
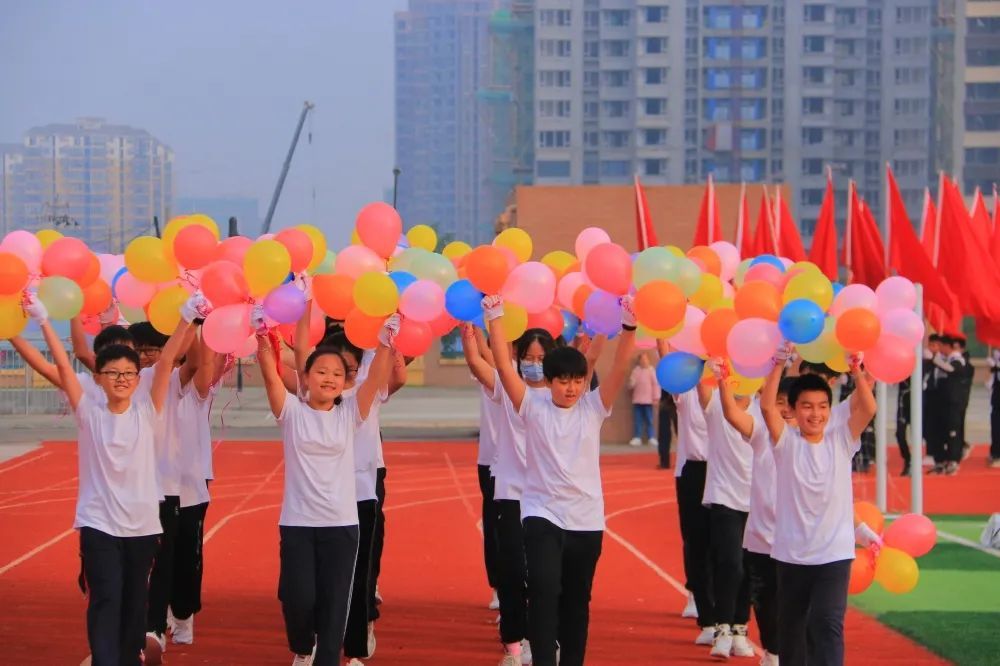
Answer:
[850,502,937,595]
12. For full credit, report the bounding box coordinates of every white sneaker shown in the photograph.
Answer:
[521,639,533,664]
[629,437,643,447]
[374,585,383,605]
[346,659,365,666]
[494,613,501,624]
[144,632,166,664]
[489,588,500,610]
[731,625,755,658]
[648,437,658,447]
[681,592,698,618]
[291,653,314,665]
[166,607,177,635]
[711,624,733,660]
[695,626,716,645]
[171,614,194,644]
[760,651,779,665]
[367,621,376,657]
[499,655,522,666]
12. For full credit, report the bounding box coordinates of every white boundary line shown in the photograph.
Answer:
[0,528,75,576]
[936,529,1000,559]
[0,450,53,475]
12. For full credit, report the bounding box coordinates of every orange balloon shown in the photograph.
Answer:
[174,224,219,270]
[571,284,593,320]
[734,280,782,321]
[848,548,876,595]
[701,308,740,358]
[565,260,581,275]
[76,253,101,288]
[835,308,881,352]
[0,251,29,295]
[313,274,356,320]
[465,245,510,294]
[344,308,385,350]
[853,500,884,534]
[80,279,112,316]
[634,280,686,331]
[687,246,722,277]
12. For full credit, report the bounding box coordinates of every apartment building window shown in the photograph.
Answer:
[740,99,766,120]
[602,131,631,148]
[539,100,572,118]
[644,98,667,115]
[603,40,630,57]
[866,70,881,87]
[773,67,784,87]
[584,101,599,119]
[968,113,1000,131]
[643,129,667,146]
[802,97,825,115]
[894,98,928,116]
[967,83,1000,100]
[538,131,571,148]
[685,37,699,57]
[538,70,572,87]
[894,67,927,85]
[584,40,599,58]
[835,39,858,57]
[603,9,631,27]
[835,69,856,86]
[601,160,630,177]
[644,159,667,176]
[539,39,572,57]
[644,37,667,55]
[643,6,667,23]
[893,129,927,147]
[539,9,572,26]
[968,49,1000,67]
[804,5,826,22]
[836,8,859,26]
[685,158,698,177]
[583,156,599,181]
[803,36,827,54]
[868,38,882,57]
[603,70,630,87]
[740,128,766,150]
[686,6,698,26]
[772,128,784,143]
[584,130,599,147]
[706,68,732,88]
[802,158,824,175]
[801,189,825,206]
[739,159,765,181]
[966,147,1000,164]
[896,6,929,24]
[583,71,599,88]
[868,9,882,25]
[685,99,698,116]
[705,6,733,29]
[834,130,856,147]
[584,10,599,29]
[537,160,571,178]
[704,99,732,122]
[968,17,1000,33]
[802,128,825,145]
[774,36,784,57]
[685,128,697,145]
[644,67,667,85]
[804,66,827,85]
[894,37,928,56]
[834,100,856,116]
[865,131,879,145]
[602,100,630,118]
[685,68,698,86]
[773,6,785,24]
[892,159,926,177]
[771,159,784,175]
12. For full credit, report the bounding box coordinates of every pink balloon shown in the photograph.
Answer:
[1,230,42,273]
[830,284,877,317]
[780,258,793,269]
[236,333,258,358]
[884,513,936,558]
[115,272,157,308]
[575,227,611,264]
[722,281,735,299]
[356,202,403,259]
[584,243,633,296]
[202,304,251,354]
[727,318,782,367]
[710,241,741,282]
[744,263,784,287]
[876,276,917,313]
[257,233,275,241]
[880,309,925,346]
[502,261,556,313]
[216,236,253,266]
[496,246,520,271]
[669,306,707,357]
[732,358,776,379]
[557,272,586,309]
[98,254,125,285]
[335,245,385,279]
[864,333,916,384]
[200,261,249,307]
[399,279,445,322]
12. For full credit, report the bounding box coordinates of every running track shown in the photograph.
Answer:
[0,441,955,664]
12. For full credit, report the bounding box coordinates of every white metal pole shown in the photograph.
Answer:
[875,381,888,512]
[910,283,924,514]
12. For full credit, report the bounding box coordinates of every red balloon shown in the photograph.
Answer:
[174,225,218,270]
[275,228,313,273]
[215,236,253,265]
[848,548,876,595]
[394,317,433,357]
[356,202,402,259]
[77,252,101,287]
[41,237,91,281]
[201,260,249,307]
[277,303,324,347]
[884,513,937,558]
[583,243,632,295]
[428,310,458,337]
[526,306,564,339]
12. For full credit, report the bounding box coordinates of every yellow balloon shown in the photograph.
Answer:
[783,271,834,310]
[790,261,822,275]
[798,318,836,363]
[148,286,189,334]
[731,371,764,396]
[874,546,919,594]
[125,236,177,284]
[0,296,28,339]
[244,240,291,297]
[296,224,328,273]
[36,228,63,249]
[499,302,528,342]
[351,229,362,245]
[353,272,399,317]
[442,241,472,261]
[639,318,683,340]
[541,250,577,277]
[494,228,532,262]
[406,225,437,252]
[708,297,735,312]
[664,245,685,258]
[690,274,723,311]
[825,350,848,373]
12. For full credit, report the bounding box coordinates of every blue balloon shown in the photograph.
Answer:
[750,254,785,272]
[397,235,410,249]
[656,352,705,394]
[110,267,128,296]
[832,282,844,297]
[389,271,417,293]
[282,272,295,284]
[778,299,825,344]
[561,310,579,341]
[472,312,485,329]
[445,279,484,322]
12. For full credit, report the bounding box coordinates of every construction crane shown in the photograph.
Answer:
[261,100,315,234]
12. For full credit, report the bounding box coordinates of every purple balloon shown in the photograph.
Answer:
[263,282,307,324]
[731,358,776,379]
[583,290,621,336]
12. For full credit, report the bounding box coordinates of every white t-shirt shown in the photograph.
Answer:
[674,389,709,477]
[702,393,753,513]
[198,384,218,481]
[492,385,549,502]
[519,390,610,531]
[771,421,860,565]
[151,369,184,499]
[73,390,162,537]
[77,371,104,402]
[478,373,502,467]
[743,412,777,555]
[344,383,389,503]
[277,392,362,527]
[174,381,212,507]
[356,350,387,470]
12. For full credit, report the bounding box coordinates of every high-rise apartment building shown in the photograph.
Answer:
[957,0,1000,195]
[0,118,174,253]
[395,0,501,246]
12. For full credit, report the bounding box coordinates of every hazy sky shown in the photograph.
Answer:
[0,0,408,247]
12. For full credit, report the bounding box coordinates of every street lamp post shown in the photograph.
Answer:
[392,167,402,209]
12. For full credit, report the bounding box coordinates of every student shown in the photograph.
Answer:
[925,335,954,473]
[485,293,635,666]
[256,307,396,666]
[760,348,876,666]
[656,391,677,469]
[20,291,192,666]
[895,376,913,476]
[628,351,660,447]
[717,370,795,666]
[989,349,1000,468]
[695,366,754,659]
[951,336,974,465]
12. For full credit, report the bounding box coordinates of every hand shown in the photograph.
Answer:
[251,304,268,336]
[849,352,865,373]
[481,294,504,322]
[709,357,729,381]
[619,294,637,328]
[98,302,120,326]
[460,322,475,343]
[294,273,313,301]
[855,522,883,557]
[23,291,48,324]
[773,341,794,365]
[181,292,213,324]
[378,313,401,348]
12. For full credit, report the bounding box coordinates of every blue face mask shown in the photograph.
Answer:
[521,361,544,382]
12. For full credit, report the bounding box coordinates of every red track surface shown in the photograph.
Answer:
[1,440,982,664]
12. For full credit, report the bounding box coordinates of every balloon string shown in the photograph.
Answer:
[267,330,282,375]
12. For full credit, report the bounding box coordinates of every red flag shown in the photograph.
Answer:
[970,187,993,249]
[886,165,958,328]
[693,174,722,246]
[992,185,1000,265]
[752,188,778,256]
[919,187,938,264]
[842,182,886,288]
[808,173,838,281]
[774,188,807,261]
[634,175,658,250]
[937,181,1000,322]
[735,182,754,258]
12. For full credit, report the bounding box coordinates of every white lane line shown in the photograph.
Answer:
[0,528,75,576]
[443,451,479,524]
[0,450,54,475]
[203,459,284,543]
[936,529,1000,559]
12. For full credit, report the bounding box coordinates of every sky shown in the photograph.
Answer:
[0,0,408,247]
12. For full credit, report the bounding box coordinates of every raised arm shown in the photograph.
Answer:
[151,319,194,414]
[70,316,96,372]
[483,296,526,411]
[716,360,754,439]
[585,334,606,383]
[760,357,787,445]
[696,374,713,410]
[461,323,496,391]
[193,332,216,400]
[356,316,399,420]
[256,333,287,417]
[387,349,407,396]
[39,317,83,410]
[176,324,201,387]
[473,326,496,368]
[597,296,637,411]
[294,298,313,376]
[9,336,61,388]
[847,355,877,441]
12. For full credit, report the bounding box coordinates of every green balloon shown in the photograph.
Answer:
[632,247,677,288]
[311,250,337,275]
[675,258,704,297]
[38,276,83,320]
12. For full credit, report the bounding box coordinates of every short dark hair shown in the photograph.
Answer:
[128,322,168,349]
[789,374,833,407]
[542,346,588,381]
[952,336,966,349]
[799,361,839,381]
[777,377,797,398]
[95,344,140,372]
[515,328,557,376]
[93,325,134,353]
[928,334,942,343]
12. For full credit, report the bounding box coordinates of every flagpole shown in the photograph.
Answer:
[933,171,944,267]
[875,166,891,513]
[736,181,746,251]
[772,186,781,256]
[845,181,854,280]
[910,283,924,513]
[707,174,716,244]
